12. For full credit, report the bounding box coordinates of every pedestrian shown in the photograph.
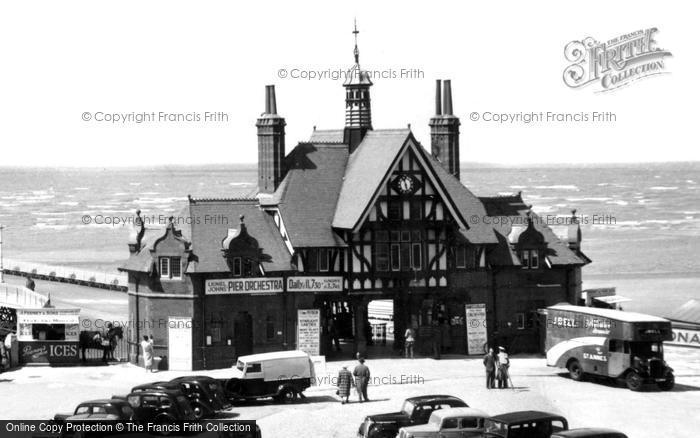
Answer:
[0,340,7,373]
[329,318,341,352]
[353,357,370,402]
[441,320,452,354]
[404,326,415,359]
[496,346,510,389]
[483,347,496,389]
[431,320,441,359]
[336,365,354,404]
[141,335,155,372]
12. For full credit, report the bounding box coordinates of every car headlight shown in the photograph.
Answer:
[363,419,374,437]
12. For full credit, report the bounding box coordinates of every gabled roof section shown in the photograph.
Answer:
[426,153,499,244]
[271,142,349,247]
[331,129,498,244]
[332,129,411,230]
[186,198,292,273]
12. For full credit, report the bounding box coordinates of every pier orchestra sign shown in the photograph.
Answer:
[205,278,284,295]
[204,276,343,294]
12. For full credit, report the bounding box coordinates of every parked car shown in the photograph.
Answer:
[171,375,232,411]
[397,407,489,438]
[483,411,568,438]
[551,429,628,438]
[54,398,134,424]
[126,389,197,430]
[125,380,216,419]
[357,395,468,438]
[223,350,314,403]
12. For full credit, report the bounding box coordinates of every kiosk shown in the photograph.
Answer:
[17,308,80,364]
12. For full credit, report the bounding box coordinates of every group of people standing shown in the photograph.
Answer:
[336,354,371,404]
[483,346,510,389]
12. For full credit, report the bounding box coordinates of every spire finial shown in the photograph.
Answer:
[353,18,360,64]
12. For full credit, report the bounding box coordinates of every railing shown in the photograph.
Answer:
[0,282,48,308]
[2,258,128,291]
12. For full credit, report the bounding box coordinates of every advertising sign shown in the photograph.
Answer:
[17,309,80,325]
[465,303,488,355]
[205,278,284,295]
[297,309,321,356]
[668,327,700,348]
[287,276,343,293]
[19,341,80,364]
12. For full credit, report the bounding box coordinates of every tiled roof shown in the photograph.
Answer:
[479,194,589,266]
[309,129,345,144]
[426,153,499,244]
[186,199,293,273]
[273,142,349,247]
[666,299,700,325]
[332,129,412,229]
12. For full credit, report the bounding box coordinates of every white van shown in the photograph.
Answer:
[223,350,315,402]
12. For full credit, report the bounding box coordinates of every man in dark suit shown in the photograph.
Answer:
[353,357,371,402]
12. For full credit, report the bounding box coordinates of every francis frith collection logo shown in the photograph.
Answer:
[563,27,672,92]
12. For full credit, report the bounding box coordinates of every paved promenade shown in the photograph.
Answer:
[1,346,698,437]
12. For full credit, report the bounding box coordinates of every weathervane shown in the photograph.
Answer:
[353,18,360,64]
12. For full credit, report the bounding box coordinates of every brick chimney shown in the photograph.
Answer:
[257,85,286,195]
[430,79,461,179]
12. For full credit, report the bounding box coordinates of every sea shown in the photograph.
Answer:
[0,162,698,318]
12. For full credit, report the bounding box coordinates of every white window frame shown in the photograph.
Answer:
[390,243,401,271]
[530,250,539,269]
[455,246,467,269]
[170,256,182,279]
[159,257,170,278]
[411,242,422,270]
[319,248,330,272]
[159,256,181,280]
[516,313,526,330]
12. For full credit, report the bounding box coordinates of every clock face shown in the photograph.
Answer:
[397,174,416,194]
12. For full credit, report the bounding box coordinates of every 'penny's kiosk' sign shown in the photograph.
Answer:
[17,308,81,364]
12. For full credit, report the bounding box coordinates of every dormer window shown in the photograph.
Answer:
[520,250,539,269]
[159,256,182,280]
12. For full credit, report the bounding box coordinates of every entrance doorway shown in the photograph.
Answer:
[368,299,394,348]
[234,311,253,358]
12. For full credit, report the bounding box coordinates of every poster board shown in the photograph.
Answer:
[297,309,321,356]
[465,303,488,355]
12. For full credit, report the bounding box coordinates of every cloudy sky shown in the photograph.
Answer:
[0,0,697,166]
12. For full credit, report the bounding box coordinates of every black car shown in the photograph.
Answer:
[126,389,197,430]
[54,398,134,423]
[484,411,568,437]
[357,395,468,438]
[552,429,627,438]
[129,380,217,420]
[170,375,232,412]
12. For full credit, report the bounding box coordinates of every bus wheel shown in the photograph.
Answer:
[626,371,643,391]
[658,372,674,391]
[567,360,584,381]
